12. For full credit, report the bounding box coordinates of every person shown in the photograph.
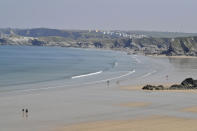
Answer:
[22,109,25,118]
[25,109,28,118]
[116,80,119,85]
[107,80,110,88]
[166,75,168,80]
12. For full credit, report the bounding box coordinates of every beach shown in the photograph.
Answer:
[58,116,197,131]
[1,47,197,131]
[1,0,197,130]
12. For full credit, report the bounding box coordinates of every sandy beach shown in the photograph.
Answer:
[56,55,197,131]
[1,0,197,130]
[1,54,197,131]
[58,116,197,131]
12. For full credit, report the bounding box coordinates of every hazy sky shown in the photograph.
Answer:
[0,0,197,32]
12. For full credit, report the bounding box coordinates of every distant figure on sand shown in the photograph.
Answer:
[22,109,25,117]
[116,80,119,86]
[107,80,110,88]
[166,75,168,81]
[25,109,28,118]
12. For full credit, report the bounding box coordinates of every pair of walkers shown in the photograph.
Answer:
[22,108,29,118]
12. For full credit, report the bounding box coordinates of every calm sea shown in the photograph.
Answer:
[0,45,135,91]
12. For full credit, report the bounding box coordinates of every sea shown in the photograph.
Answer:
[0,45,137,92]
[1,45,197,93]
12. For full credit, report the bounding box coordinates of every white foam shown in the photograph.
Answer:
[132,56,141,63]
[7,70,136,93]
[89,70,136,83]
[72,71,103,79]
[141,70,157,78]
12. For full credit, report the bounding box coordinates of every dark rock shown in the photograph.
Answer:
[142,85,153,90]
[168,78,197,90]
[0,38,7,43]
[94,42,103,48]
[169,84,185,90]
[181,78,197,88]
[143,78,197,90]
[194,80,197,86]
[30,39,46,46]
[142,85,164,90]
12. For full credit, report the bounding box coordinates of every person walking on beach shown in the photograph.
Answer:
[25,108,28,118]
[22,108,25,118]
[116,80,119,86]
[107,80,110,88]
[166,75,168,81]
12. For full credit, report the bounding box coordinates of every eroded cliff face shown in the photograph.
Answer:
[165,37,197,56]
[109,37,197,56]
[128,37,197,56]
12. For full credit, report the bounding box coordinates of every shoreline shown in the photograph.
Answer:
[147,54,197,59]
[2,44,197,59]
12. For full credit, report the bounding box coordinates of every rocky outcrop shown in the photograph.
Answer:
[29,39,46,46]
[142,85,165,90]
[142,78,197,90]
[170,78,197,89]
[169,84,185,90]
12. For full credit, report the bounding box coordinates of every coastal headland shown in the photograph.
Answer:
[1,28,197,57]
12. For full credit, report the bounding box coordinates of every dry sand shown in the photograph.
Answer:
[57,116,197,131]
[183,106,197,113]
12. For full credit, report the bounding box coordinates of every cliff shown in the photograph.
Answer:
[0,28,197,56]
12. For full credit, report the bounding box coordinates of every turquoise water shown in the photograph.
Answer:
[0,46,135,90]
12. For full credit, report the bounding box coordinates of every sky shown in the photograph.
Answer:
[0,0,197,33]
